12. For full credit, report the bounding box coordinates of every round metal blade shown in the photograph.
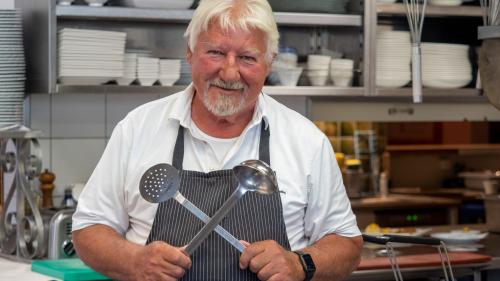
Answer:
[139,163,180,203]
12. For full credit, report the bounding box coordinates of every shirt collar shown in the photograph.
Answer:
[168,84,269,131]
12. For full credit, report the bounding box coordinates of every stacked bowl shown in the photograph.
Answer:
[376,30,411,88]
[0,9,25,127]
[116,53,138,86]
[159,59,181,86]
[330,59,354,87]
[58,28,126,85]
[421,43,472,89]
[307,55,331,86]
[137,57,159,86]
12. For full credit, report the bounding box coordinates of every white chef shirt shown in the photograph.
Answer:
[72,84,361,250]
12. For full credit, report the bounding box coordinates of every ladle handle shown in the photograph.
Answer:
[185,187,246,255]
[174,192,245,253]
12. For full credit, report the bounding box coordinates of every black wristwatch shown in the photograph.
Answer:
[293,250,316,281]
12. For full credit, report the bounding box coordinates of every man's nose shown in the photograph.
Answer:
[219,55,240,82]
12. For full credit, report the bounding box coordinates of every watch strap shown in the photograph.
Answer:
[293,250,316,281]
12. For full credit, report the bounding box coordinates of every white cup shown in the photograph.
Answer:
[483,180,499,195]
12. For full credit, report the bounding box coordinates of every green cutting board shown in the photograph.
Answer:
[31,258,111,281]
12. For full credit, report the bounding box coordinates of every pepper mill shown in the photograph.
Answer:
[39,169,56,208]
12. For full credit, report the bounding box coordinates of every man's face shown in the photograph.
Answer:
[187,22,271,117]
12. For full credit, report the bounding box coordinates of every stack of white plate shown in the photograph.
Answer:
[376,30,411,88]
[159,59,181,86]
[58,28,126,85]
[137,57,159,86]
[0,9,25,128]
[421,43,472,89]
[116,53,138,86]
[177,59,192,85]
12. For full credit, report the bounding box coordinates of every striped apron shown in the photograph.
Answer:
[146,122,291,280]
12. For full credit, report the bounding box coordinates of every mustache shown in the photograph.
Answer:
[209,79,246,90]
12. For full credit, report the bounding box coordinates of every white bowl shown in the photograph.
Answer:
[84,0,108,7]
[307,55,331,66]
[330,59,354,69]
[57,0,75,5]
[307,74,329,86]
[331,74,353,87]
[116,77,136,86]
[307,69,329,76]
[276,67,303,86]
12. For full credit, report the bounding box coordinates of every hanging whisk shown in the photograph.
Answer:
[403,0,427,103]
[480,0,500,26]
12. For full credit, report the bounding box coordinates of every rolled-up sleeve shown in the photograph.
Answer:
[72,121,131,235]
[303,136,361,242]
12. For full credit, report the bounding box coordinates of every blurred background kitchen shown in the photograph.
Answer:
[1,0,500,280]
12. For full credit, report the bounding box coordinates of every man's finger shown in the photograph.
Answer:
[239,243,266,269]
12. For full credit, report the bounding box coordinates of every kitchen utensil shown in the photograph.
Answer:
[184,159,278,254]
[363,234,455,281]
[403,0,428,103]
[480,0,500,26]
[32,258,111,280]
[139,163,245,252]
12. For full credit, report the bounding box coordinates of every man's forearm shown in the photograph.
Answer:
[303,234,363,281]
[73,224,142,281]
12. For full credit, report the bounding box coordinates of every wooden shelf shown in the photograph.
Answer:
[377,3,482,18]
[385,144,500,152]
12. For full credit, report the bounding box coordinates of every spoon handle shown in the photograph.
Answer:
[174,192,245,253]
[185,186,246,255]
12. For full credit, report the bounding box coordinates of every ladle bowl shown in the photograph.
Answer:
[233,159,278,195]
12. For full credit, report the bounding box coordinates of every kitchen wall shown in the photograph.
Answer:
[0,0,13,9]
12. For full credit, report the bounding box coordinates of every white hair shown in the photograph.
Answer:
[184,0,279,63]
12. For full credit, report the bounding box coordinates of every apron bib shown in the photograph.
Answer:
[146,122,290,281]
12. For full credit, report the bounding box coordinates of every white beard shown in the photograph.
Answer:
[201,79,249,117]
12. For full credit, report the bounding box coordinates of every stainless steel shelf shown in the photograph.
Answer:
[56,5,362,26]
[478,25,500,40]
[377,3,482,18]
[375,88,487,102]
[55,84,366,96]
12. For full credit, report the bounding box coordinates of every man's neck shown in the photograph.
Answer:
[191,94,255,139]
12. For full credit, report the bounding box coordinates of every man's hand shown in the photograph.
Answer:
[132,241,192,281]
[239,240,304,281]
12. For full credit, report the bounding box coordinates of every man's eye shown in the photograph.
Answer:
[240,56,256,62]
[208,50,224,56]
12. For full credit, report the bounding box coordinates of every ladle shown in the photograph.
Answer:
[139,163,245,252]
[184,159,278,254]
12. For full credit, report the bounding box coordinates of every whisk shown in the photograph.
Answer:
[480,0,500,26]
[403,0,427,103]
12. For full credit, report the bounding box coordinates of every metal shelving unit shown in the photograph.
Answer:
[377,3,482,18]
[15,0,491,103]
[56,5,363,27]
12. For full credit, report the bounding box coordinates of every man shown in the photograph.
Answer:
[72,0,363,280]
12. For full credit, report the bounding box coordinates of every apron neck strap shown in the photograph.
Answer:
[172,121,270,170]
